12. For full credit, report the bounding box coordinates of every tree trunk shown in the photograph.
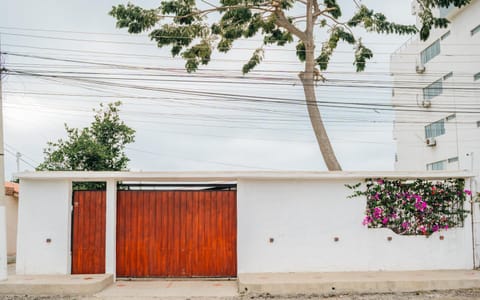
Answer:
[299,43,342,171]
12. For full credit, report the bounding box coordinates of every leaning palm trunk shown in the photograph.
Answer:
[299,24,342,171]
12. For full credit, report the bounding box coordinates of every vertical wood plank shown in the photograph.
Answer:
[116,191,124,276]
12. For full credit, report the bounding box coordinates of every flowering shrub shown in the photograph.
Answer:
[347,178,470,236]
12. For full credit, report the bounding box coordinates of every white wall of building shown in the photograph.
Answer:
[16,179,72,275]
[237,178,473,273]
[392,0,480,173]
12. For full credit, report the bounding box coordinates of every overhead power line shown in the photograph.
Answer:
[4,69,480,115]
[1,31,479,55]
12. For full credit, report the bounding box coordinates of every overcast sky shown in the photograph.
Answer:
[0,0,416,179]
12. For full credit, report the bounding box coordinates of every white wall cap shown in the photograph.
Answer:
[14,170,476,182]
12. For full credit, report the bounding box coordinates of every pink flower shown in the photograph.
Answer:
[382,217,389,225]
[413,194,422,201]
[419,225,427,235]
[362,216,373,226]
[432,224,439,232]
[415,199,427,212]
[402,222,410,229]
[373,207,383,219]
[376,179,384,185]
[465,189,472,196]
[443,224,449,230]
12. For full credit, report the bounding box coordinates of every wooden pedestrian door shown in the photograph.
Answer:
[116,190,237,278]
[71,191,106,274]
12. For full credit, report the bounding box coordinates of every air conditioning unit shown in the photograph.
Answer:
[416,63,426,74]
[422,100,431,108]
[426,137,437,147]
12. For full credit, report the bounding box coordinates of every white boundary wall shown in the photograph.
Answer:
[16,180,72,275]
[237,178,473,273]
[14,171,476,275]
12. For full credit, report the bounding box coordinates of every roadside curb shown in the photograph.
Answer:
[238,270,480,296]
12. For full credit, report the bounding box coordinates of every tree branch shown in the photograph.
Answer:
[274,9,307,40]
[313,7,338,18]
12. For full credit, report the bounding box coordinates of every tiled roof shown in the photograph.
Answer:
[5,181,19,197]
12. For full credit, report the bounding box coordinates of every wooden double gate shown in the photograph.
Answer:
[71,189,237,277]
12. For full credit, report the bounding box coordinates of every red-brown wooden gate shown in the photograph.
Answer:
[116,190,237,278]
[71,190,106,274]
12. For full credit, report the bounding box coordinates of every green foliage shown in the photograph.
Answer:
[317,27,355,70]
[296,41,306,62]
[417,0,470,40]
[109,3,160,33]
[161,0,197,24]
[182,40,212,72]
[347,178,470,236]
[242,48,264,74]
[37,102,135,172]
[347,5,418,35]
[263,28,293,46]
[324,0,341,18]
[354,40,373,72]
[110,0,468,74]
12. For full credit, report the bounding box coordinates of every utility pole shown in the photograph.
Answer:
[15,152,21,173]
[0,33,6,281]
[0,34,6,206]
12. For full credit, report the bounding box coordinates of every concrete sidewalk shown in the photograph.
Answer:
[238,270,480,296]
[0,264,113,296]
[92,279,238,299]
[1,268,480,298]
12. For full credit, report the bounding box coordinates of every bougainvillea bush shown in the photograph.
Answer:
[347,178,471,236]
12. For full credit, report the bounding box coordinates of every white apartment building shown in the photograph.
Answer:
[391,0,480,173]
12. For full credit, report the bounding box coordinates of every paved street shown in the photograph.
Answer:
[2,287,480,300]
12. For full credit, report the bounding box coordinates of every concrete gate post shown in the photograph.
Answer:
[105,179,117,279]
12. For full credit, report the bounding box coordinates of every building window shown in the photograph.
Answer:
[472,24,480,36]
[427,160,447,171]
[443,72,453,80]
[423,78,443,100]
[446,113,456,121]
[441,31,451,40]
[448,156,459,163]
[425,119,445,138]
[421,40,440,64]
[474,72,480,81]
